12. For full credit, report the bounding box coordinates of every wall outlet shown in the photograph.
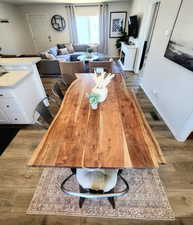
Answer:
[164,30,171,37]
[152,90,159,98]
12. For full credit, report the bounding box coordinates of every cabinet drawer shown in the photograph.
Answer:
[0,89,14,98]
[8,111,25,123]
[0,98,27,124]
[0,99,24,114]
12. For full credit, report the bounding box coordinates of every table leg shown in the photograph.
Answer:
[108,188,115,209]
[79,185,87,208]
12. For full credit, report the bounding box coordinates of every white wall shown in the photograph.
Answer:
[141,0,193,141]
[170,0,193,48]
[130,0,155,73]
[20,2,132,56]
[0,3,35,55]
[108,1,132,57]
[20,4,70,53]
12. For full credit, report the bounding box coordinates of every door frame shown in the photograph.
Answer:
[133,0,161,74]
[145,1,161,56]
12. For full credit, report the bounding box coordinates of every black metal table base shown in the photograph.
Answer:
[79,185,115,209]
[61,169,129,210]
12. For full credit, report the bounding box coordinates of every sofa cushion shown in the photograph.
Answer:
[58,48,68,55]
[40,51,49,59]
[45,52,56,60]
[70,53,82,61]
[48,46,58,56]
[89,44,98,52]
[57,43,66,49]
[56,54,71,61]
[73,44,89,52]
[37,60,60,75]
[65,43,74,53]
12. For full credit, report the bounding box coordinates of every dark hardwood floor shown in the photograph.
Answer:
[0,73,193,225]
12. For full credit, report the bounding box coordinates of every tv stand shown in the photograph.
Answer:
[119,42,137,71]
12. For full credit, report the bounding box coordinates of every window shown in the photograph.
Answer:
[76,16,99,44]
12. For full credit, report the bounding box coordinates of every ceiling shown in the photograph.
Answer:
[0,0,129,4]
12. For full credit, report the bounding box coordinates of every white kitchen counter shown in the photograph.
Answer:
[0,58,47,124]
[0,57,41,66]
[0,70,31,87]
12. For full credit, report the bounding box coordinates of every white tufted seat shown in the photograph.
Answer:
[76,168,119,192]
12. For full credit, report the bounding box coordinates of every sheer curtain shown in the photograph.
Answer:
[66,5,78,44]
[98,4,109,56]
[75,6,99,45]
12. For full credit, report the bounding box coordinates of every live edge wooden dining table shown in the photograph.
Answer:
[28,73,165,169]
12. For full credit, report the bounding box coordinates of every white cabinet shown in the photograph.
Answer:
[119,42,137,71]
[0,97,26,124]
[0,58,47,124]
[0,107,9,123]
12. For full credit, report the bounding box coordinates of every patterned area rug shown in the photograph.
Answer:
[27,168,175,220]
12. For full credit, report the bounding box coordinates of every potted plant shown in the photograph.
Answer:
[87,48,93,58]
[87,93,100,110]
[116,31,129,54]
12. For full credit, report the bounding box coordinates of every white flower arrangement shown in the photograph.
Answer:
[87,72,115,110]
[93,72,115,89]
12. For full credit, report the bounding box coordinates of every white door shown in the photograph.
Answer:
[26,15,52,52]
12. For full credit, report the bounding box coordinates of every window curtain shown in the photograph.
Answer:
[98,4,109,56]
[66,5,78,44]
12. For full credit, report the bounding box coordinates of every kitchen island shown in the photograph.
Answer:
[0,58,47,124]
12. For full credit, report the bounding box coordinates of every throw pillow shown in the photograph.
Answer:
[57,43,66,49]
[58,48,69,55]
[45,52,56,60]
[40,52,48,59]
[48,47,58,56]
[66,43,74,53]
[89,44,98,52]
[70,54,81,61]
[73,44,89,52]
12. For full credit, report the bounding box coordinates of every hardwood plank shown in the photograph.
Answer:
[55,78,91,167]
[0,214,45,225]
[114,76,158,168]
[97,79,127,168]
[167,191,193,218]
[28,73,164,168]
[80,217,179,225]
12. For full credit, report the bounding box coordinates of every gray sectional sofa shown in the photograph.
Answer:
[37,44,96,76]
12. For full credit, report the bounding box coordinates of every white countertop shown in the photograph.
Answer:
[0,57,41,66]
[0,70,31,87]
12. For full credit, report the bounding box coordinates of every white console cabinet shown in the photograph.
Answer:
[119,42,137,71]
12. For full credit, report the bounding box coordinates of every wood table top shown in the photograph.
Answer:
[28,73,165,168]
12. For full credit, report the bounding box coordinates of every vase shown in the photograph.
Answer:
[91,102,98,110]
[92,87,108,103]
[87,52,92,59]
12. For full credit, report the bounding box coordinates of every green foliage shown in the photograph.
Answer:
[116,31,129,50]
[87,48,93,54]
[86,93,100,105]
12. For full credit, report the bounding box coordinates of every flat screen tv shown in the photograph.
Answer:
[128,15,139,38]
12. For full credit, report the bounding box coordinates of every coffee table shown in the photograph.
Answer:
[77,54,99,62]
